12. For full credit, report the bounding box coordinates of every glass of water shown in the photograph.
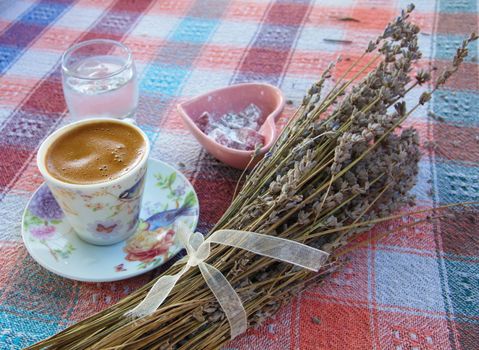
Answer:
[61,39,138,120]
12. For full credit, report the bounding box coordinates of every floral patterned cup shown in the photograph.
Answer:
[36,118,150,245]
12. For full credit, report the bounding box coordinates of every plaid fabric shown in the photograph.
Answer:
[0,0,478,348]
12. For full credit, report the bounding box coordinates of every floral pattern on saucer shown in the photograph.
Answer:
[120,186,198,270]
[22,159,199,282]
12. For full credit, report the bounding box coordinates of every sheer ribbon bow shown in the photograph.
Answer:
[126,222,329,339]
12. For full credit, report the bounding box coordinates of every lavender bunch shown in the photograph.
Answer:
[28,5,477,350]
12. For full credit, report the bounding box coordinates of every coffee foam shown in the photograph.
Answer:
[45,120,146,184]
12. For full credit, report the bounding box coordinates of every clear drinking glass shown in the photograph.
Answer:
[61,39,138,120]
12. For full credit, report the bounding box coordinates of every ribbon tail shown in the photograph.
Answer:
[125,264,189,318]
[198,262,247,339]
[206,230,329,271]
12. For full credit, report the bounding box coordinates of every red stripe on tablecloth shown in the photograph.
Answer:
[433,61,479,91]
[398,121,479,163]
[0,0,154,199]
[223,0,269,22]
[435,12,479,34]
[0,241,29,304]
[264,2,310,25]
[145,0,195,16]
[298,300,373,349]
[0,76,38,106]
[423,123,479,163]
[289,297,300,350]
[440,207,479,258]
[0,147,32,188]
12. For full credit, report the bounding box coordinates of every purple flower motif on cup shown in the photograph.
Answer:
[88,219,123,239]
[30,186,63,220]
[31,225,56,240]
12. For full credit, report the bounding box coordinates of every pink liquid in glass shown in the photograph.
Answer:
[63,56,138,119]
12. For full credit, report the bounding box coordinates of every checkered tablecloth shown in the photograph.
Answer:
[0,0,478,349]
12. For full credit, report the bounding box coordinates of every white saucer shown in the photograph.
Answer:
[21,158,199,282]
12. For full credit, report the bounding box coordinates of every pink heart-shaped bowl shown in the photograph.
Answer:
[177,83,285,169]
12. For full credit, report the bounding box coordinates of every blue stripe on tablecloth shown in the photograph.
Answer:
[434,34,478,62]
[433,90,479,126]
[169,17,219,44]
[439,0,477,13]
[0,310,59,348]
[0,0,77,74]
[140,63,190,96]
[442,258,479,325]
[16,1,71,26]
[435,160,479,203]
